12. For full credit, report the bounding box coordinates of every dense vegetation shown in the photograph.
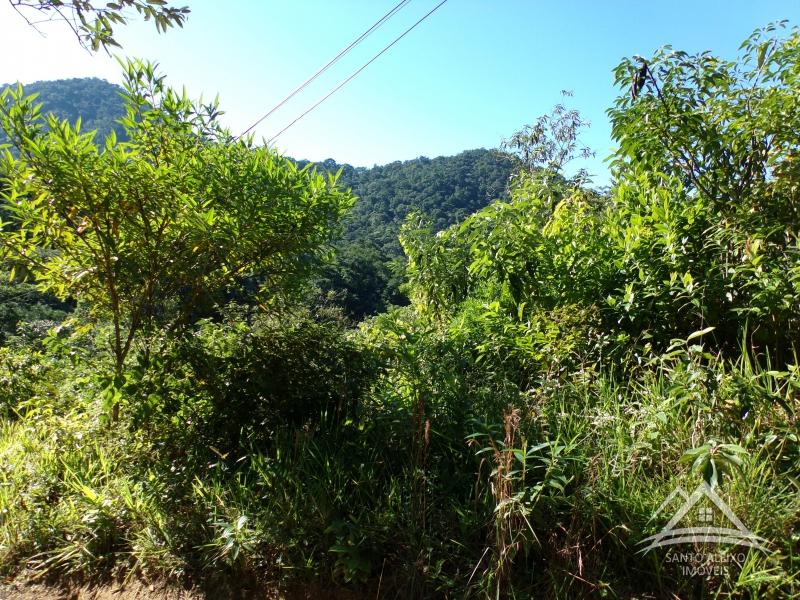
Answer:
[0,76,514,323]
[311,150,514,317]
[308,150,513,253]
[0,78,127,341]
[0,23,799,600]
[0,78,126,142]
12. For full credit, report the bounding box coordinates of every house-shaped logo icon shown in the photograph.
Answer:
[638,482,769,554]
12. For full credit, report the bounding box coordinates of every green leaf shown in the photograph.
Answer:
[686,326,715,342]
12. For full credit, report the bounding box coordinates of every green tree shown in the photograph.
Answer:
[1,78,126,140]
[0,60,354,381]
[308,150,514,317]
[608,21,800,357]
[501,91,594,186]
[402,24,800,365]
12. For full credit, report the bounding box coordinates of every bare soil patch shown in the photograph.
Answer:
[0,577,365,600]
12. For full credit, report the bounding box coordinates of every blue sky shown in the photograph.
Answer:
[2,1,799,183]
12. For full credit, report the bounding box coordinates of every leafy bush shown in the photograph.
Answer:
[1,23,799,600]
[1,60,353,382]
[123,306,378,450]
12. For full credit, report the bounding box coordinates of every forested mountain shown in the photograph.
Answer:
[302,150,513,255]
[2,25,800,600]
[306,150,514,316]
[2,79,511,256]
[0,77,125,140]
[1,77,514,321]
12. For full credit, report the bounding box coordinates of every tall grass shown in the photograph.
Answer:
[0,331,796,597]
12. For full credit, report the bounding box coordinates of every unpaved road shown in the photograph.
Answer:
[0,579,363,600]
[0,580,207,600]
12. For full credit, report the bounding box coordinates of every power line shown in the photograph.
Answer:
[237,0,412,139]
[268,0,449,144]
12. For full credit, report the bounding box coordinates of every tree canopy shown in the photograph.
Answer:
[1,23,799,599]
[0,78,126,143]
[308,150,514,317]
[0,60,353,378]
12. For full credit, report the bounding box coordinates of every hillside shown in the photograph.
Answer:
[302,150,513,254]
[1,77,125,141]
[2,26,799,600]
[1,79,511,252]
[1,78,513,321]
[305,150,514,316]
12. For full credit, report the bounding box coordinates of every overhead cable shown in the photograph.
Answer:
[268,0,449,143]
[237,0,412,139]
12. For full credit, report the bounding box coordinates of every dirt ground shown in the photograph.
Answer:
[0,579,205,600]
[0,577,366,600]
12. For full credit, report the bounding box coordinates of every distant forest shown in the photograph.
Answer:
[306,151,513,316]
[0,78,127,141]
[3,25,799,597]
[0,78,514,329]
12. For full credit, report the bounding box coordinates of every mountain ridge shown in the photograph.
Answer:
[1,77,514,318]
